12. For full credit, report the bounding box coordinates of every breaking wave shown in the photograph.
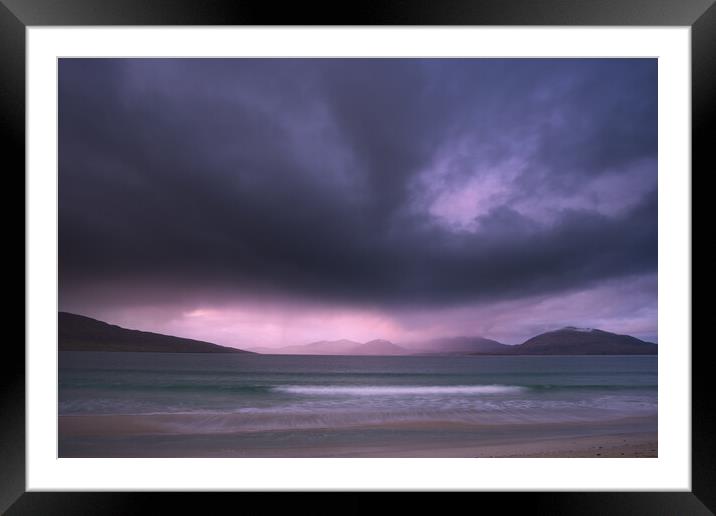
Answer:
[273,384,525,396]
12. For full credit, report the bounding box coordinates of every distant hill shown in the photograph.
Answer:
[258,339,362,355]
[58,312,251,353]
[257,338,409,356]
[411,336,509,355]
[507,327,657,355]
[350,340,409,355]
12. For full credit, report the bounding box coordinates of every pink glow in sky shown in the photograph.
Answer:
[69,273,657,350]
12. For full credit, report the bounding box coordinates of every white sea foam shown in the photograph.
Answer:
[273,385,525,396]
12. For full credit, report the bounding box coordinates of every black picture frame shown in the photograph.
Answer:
[5,0,710,513]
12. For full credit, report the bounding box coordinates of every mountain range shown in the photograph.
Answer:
[255,327,656,356]
[250,339,410,355]
[58,313,657,355]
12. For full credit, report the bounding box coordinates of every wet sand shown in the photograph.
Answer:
[58,414,657,458]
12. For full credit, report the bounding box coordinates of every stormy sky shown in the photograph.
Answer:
[58,58,658,347]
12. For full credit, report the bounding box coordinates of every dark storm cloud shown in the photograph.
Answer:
[59,58,657,309]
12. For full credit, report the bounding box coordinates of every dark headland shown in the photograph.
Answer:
[507,327,658,355]
[58,312,251,353]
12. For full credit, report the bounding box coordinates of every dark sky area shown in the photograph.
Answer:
[58,58,657,347]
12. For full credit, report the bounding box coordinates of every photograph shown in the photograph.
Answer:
[56,57,659,459]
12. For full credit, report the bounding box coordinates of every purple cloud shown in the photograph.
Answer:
[59,58,658,346]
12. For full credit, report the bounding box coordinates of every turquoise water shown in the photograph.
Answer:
[59,352,657,432]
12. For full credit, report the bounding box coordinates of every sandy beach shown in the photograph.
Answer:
[59,413,656,458]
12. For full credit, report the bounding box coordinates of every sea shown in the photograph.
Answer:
[58,352,657,457]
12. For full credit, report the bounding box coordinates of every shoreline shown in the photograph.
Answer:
[58,412,656,436]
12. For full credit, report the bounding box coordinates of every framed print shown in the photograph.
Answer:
[6,0,710,513]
